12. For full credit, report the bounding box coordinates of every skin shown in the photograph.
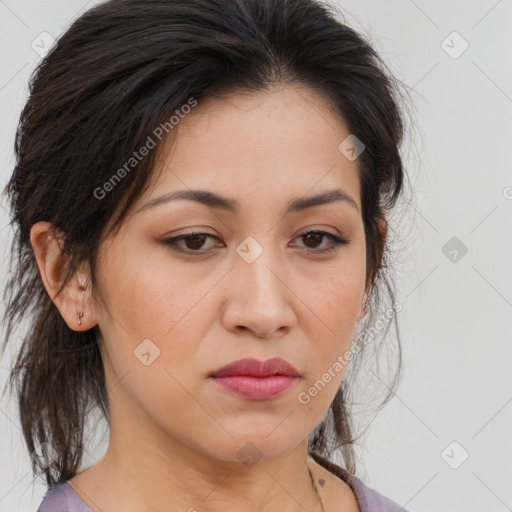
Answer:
[30,83,385,512]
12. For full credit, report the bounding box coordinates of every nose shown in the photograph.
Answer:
[219,239,297,339]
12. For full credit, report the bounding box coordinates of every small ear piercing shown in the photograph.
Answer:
[77,312,84,326]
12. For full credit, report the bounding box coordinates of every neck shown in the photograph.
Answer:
[70,407,324,512]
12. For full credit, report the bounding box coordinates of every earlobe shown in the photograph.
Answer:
[378,217,388,247]
[357,292,369,322]
[358,218,386,323]
[30,221,98,331]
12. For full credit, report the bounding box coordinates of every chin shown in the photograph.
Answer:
[201,433,301,466]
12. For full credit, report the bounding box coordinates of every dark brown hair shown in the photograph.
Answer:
[1,0,411,488]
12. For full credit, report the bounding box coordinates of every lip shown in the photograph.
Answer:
[209,357,300,401]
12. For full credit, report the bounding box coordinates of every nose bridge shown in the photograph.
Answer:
[234,234,285,303]
[220,233,297,337]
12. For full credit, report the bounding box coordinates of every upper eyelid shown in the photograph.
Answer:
[168,229,341,241]
[168,225,343,237]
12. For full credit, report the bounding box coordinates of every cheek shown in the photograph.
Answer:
[97,242,211,339]
[298,267,365,398]
[95,254,213,430]
[96,249,227,406]
[304,267,365,339]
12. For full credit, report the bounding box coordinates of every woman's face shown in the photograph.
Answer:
[91,84,368,465]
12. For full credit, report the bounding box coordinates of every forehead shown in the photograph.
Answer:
[139,84,362,214]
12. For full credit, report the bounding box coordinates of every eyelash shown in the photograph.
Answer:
[162,230,349,256]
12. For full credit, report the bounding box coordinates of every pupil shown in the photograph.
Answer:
[186,234,205,250]
[304,233,321,248]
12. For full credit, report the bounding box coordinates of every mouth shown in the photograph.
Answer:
[209,357,300,401]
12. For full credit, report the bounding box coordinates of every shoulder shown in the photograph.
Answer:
[36,483,93,512]
[308,453,410,512]
[346,474,409,512]
[309,457,360,511]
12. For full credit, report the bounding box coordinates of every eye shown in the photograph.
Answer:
[162,231,222,253]
[292,230,349,254]
[161,229,349,255]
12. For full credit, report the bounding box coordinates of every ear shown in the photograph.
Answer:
[377,216,388,253]
[357,217,388,322]
[30,221,98,331]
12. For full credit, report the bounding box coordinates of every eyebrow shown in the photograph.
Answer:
[135,187,359,215]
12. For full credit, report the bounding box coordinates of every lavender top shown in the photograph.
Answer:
[36,472,408,512]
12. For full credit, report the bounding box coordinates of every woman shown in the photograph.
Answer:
[2,0,411,510]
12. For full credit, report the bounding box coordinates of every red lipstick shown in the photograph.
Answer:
[209,357,300,400]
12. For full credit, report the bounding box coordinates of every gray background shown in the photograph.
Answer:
[1,1,511,511]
